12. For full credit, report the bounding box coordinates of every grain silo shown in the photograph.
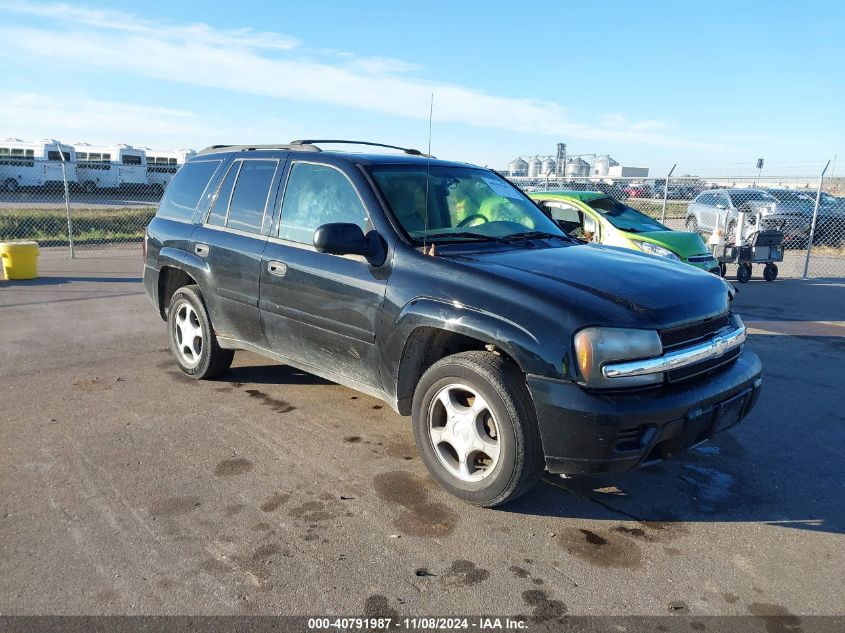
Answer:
[565,157,590,178]
[507,157,528,177]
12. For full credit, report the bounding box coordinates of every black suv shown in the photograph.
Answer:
[143,140,762,507]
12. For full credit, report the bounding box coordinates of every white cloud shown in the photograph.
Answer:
[0,91,299,149]
[0,0,300,50]
[0,2,727,152]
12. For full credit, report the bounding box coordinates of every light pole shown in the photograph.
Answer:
[661,164,676,224]
[802,160,831,278]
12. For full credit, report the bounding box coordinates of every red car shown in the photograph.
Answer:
[623,184,650,198]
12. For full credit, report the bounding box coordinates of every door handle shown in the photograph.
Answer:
[195,244,210,257]
[267,261,287,277]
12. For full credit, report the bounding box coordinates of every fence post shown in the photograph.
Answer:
[802,160,831,279]
[57,149,75,259]
[661,164,676,223]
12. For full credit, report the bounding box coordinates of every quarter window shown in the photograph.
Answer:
[279,163,368,244]
[157,160,222,221]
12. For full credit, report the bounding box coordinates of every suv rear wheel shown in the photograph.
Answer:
[411,351,544,507]
[167,285,234,379]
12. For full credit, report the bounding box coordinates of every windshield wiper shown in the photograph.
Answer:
[422,231,512,243]
[502,230,569,241]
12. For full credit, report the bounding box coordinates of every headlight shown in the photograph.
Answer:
[573,327,663,389]
[631,240,680,260]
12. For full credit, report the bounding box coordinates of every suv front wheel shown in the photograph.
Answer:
[411,351,544,507]
[167,285,234,379]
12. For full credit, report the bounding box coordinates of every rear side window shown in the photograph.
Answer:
[279,163,368,244]
[227,160,279,233]
[697,193,715,205]
[204,159,279,233]
[157,160,221,221]
[206,163,238,227]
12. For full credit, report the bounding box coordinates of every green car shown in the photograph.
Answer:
[529,191,720,273]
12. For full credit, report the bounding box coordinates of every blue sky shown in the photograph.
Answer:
[1,0,842,176]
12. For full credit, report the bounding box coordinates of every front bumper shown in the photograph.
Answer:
[527,350,762,475]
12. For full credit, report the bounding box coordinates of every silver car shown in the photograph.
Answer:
[686,189,778,240]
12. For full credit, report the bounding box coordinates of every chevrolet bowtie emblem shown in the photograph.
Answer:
[713,337,728,356]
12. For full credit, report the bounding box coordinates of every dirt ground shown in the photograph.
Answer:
[1,253,843,624]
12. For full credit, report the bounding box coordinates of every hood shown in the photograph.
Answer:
[628,230,709,257]
[452,243,730,327]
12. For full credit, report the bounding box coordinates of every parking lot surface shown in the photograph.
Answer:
[1,252,844,620]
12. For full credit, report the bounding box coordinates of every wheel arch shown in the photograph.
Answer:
[386,298,552,415]
[155,247,212,320]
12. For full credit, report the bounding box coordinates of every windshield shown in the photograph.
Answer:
[368,165,564,243]
[585,196,668,233]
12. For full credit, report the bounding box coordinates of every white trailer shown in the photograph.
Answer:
[143,148,197,192]
[0,138,78,192]
[73,143,147,192]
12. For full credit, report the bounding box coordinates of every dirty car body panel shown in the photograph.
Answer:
[144,145,762,479]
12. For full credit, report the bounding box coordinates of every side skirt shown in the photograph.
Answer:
[217,336,401,414]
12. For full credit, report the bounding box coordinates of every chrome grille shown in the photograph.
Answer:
[659,313,731,351]
[666,347,741,383]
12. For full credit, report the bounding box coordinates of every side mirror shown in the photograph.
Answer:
[313,223,386,266]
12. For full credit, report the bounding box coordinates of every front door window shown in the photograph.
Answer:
[279,163,368,244]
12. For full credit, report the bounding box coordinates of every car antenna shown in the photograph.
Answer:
[423,93,435,256]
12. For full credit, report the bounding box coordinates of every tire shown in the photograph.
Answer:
[82,181,97,194]
[4,178,20,194]
[763,263,778,282]
[736,264,751,283]
[685,215,699,233]
[411,351,544,507]
[166,284,234,379]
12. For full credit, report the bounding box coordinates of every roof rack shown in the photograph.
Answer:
[197,140,433,158]
[291,140,432,157]
[196,143,321,156]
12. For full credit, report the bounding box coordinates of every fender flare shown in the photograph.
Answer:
[155,247,214,315]
[384,297,559,412]
[158,247,211,283]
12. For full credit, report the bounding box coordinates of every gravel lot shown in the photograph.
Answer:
[1,252,843,624]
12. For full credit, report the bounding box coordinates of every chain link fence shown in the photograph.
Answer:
[509,168,845,279]
[0,141,177,259]
[1,147,844,279]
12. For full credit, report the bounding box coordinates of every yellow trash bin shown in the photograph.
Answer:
[0,241,40,280]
